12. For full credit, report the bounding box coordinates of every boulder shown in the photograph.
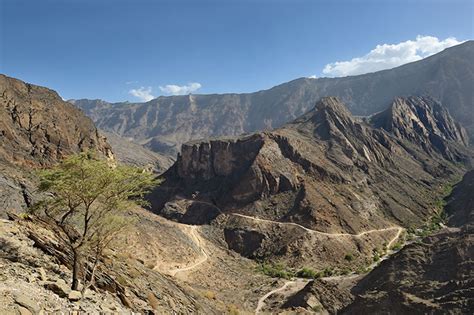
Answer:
[68,290,82,302]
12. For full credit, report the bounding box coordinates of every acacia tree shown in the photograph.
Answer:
[32,152,158,291]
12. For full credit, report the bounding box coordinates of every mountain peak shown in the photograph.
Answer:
[371,96,469,160]
[314,96,352,117]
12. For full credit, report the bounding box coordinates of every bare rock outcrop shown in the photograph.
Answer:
[0,74,112,167]
[0,74,113,216]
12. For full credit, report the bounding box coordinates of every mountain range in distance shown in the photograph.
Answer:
[72,40,474,160]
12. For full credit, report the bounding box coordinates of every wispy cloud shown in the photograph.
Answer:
[159,82,202,95]
[322,35,463,77]
[129,86,155,102]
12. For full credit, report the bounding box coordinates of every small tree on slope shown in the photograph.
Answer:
[32,152,158,291]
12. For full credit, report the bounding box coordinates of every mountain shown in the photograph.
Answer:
[149,96,472,269]
[0,74,113,216]
[73,41,474,156]
[0,74,112,167]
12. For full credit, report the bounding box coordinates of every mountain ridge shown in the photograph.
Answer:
[72,41,474,156]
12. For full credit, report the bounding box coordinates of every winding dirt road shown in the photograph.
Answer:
[154,224,209,277]
[231,213,402,238]
[168,225,209,277]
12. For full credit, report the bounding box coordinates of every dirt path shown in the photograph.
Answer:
[231,213,402,238]
[255,278,310,314]
[168,225,209,277]
[321,227,403,281]
[154,224,208,277]
[182,199,402,238]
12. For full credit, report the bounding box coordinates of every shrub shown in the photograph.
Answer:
[258,262,294,279]
[390,242,402,251]
[322,267,334,277]
[227,304,239,315]
[344,253,354,262]
[18,212,31,220]
[296,267,319,279]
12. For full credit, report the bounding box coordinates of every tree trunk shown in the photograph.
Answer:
[72,249,80,290]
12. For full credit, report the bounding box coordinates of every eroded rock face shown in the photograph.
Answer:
[371,96,469,161]
[0,74,112,167]
[0,74,113,216]
[151,96,472,265]
[283,279,354,313]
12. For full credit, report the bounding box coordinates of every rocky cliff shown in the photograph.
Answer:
[73,41,474,157]
[150,96,472,268]
[370,96,469,161]
[0,74,113,215]
[0,74,112,166]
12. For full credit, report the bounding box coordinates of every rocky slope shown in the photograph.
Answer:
[102,130,174,173]
[73,41,474,156]
[340,170,474,315]
[271,170,474,315]
[0,74,112,167]
[150,96,472,269]
[0,74,113,217]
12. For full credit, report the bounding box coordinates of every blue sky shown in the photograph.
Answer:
[1,0,472,102]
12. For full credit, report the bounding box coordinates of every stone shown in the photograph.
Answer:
[68,290,82,301]
[13,292,41,314]
[43,280,70,298]
[39,267,47,282]
[17,306,33,315]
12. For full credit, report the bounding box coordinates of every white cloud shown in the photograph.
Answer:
[159,82,202,95]
[129,86,155,102]
[322,35,463,77]
[307,75,317,79]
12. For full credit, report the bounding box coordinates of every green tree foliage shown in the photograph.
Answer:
[32,152,158,292]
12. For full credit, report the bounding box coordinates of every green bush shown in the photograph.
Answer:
[322,267,334,277]
[390,242,403,251]
[258,262,294,279]
[296,267,320,279]
[344,253,354,262]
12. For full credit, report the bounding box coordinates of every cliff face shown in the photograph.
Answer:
[151,97,472,266]
[371,96,469,161]
[0,74,113,216]
[0,74,112,167]
[74,41,474,156]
